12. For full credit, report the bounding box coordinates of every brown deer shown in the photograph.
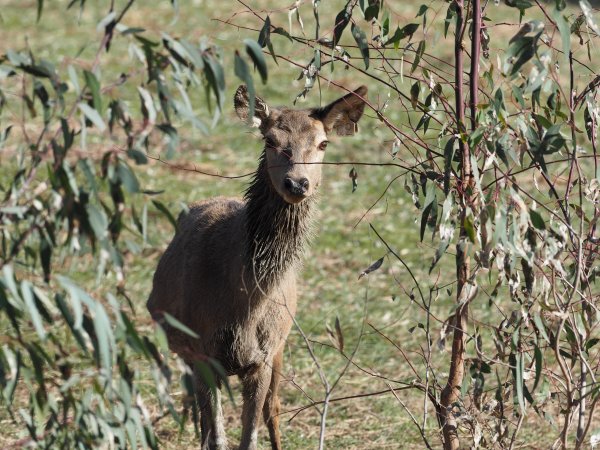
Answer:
[147,84,367,450]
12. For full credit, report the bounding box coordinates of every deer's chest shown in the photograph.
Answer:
[212,301,292,376]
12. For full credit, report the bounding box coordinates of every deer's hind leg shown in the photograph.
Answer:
[263,347,283,450]
[192,364,228,450]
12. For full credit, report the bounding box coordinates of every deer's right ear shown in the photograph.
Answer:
[313,86,368,136]
[234,85,270,128]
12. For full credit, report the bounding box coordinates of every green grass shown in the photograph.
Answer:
[1,0,598,448]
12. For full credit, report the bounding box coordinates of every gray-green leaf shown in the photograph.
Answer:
[78,103,106,131]
[351,24,369,69]
[244,39,268,83]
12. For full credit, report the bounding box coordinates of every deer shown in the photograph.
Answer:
[147,84,367,450]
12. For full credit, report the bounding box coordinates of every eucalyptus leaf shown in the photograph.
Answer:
[234,51,255,122]
[386,23,419,46]
[244,39,268,83]
[552,9,570,65]
[163,312,199,339]
[358,256,384,279]
[21,281,46,340]
[580,0,599,34]
[152,200,178,231]
[78,102,106,131]
[351,24,369,69]
[86,204,108,240]
[84,70,102,112]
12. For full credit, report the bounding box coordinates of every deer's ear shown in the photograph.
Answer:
[234,85,270,128]
[314,86,368,136]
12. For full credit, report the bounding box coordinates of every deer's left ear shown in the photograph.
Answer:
[234,85,271,128]
[313,86,368,136]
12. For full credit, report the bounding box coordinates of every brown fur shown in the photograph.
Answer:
[147,85,367,450]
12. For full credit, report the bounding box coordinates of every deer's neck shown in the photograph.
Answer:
[244,153,315,291]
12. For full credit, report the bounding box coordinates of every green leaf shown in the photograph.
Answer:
[381,11,390,41]
[55,293,88,352]
[515,351,525,413]
[86,204,108,240]
[272,27,293,42]
[430,195,454,272]
[540,124,566,154]
[244,39,268,83]
[333,3,352,47]
[349,167,358,192]
[92,301,113,371]
[351,24,369,69]
[358,256,384,280]
[137,86,156,124]
[163,313,199,339]
[157,123,179,159]
[506,0,533,12]
[152,200,177,231]
[163,33,202,69]
[0,125,12,151]
[411,40,425,73]
[443,137,457,194]
[258,16,278,66]
[533,312,551,343]
[127,149,149,165]
[463,214,476,243]
[580,0,600,34]
[116,160,140,193]
[420,203,433,242]
[430,238,450,274]
[586,337,600,351]
[552,8,570,66]
[21,281,46,340]
[505,23,544,76]
[202,53,226,111]
[530,209,546,230]
[533,345,543,391]
[444,2,457,37]
[334,316,344,352]
[78,102,106,131]
[512,84,526,108]
[79,158,98,192]
[84,70,102,112]
[386,23,419,46]
[364,4,379,21]
[37,0,43,22]
[142,203,148,245]
[258,16,271,48]
[2,347,21,403]
[234,51,255,122]
[420,181,437,241]
[410,82,420,109]
[39,233,52,282]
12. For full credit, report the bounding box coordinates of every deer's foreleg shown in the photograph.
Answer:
[263,347,283,450]
[240,362,273,450]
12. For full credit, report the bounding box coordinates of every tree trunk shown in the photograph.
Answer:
[439,0,480,447]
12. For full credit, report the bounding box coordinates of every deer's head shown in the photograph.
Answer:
[235,85,368,204]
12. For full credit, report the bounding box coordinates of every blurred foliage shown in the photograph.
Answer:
[0,1,266,447]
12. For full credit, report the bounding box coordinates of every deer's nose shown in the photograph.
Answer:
[284,177,309,196]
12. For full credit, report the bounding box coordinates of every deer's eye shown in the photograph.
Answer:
[318,141,328,151]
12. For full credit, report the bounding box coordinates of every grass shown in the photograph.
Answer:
[1,0,599,448]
